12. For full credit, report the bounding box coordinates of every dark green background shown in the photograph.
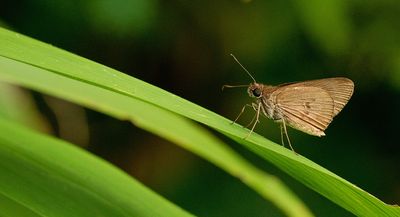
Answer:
[1,1,399,216]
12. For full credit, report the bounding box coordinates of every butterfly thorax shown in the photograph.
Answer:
[261,85,285,121]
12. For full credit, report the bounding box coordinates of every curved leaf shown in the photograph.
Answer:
[0,118,194,217]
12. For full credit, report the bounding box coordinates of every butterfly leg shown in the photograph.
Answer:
[282,120,296,153]
[242,103,260,129]
[232,104,253,125]
[280,124,286,147]
[245,102,261,139]
[244,108,257,128]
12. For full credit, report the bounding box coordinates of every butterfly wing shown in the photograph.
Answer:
[273,86,335,136]
[278,77,354,117]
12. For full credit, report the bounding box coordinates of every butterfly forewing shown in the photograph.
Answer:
[273,86,335,136]
[280,78,354,117]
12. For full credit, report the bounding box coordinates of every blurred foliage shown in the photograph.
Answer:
[0,0,399,216]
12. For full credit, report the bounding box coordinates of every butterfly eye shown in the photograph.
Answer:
[252,88,262,97]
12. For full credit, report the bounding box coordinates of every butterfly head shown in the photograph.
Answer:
[248,83,264,98]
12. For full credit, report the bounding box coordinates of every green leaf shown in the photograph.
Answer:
[0,27,399,216]
[0,118,194,217]
[0,28,312,217]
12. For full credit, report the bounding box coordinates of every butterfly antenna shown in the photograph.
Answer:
[221,84,248,91]
[230,54,257,83]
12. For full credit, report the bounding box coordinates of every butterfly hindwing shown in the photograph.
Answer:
[273,86,335,136]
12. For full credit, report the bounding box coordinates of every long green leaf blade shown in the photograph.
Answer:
[0,118,194,217]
